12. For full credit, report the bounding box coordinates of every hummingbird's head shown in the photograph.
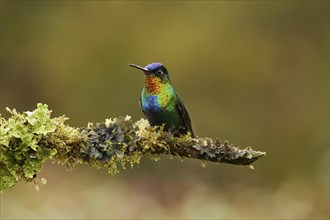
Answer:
[129,62,173,94]
[129,62,170,81]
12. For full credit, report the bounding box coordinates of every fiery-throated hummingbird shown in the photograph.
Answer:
[129,62,195,137]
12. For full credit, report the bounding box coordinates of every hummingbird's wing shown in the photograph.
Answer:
[175,95,195,137]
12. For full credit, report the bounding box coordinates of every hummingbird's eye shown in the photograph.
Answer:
[157,70,163,74]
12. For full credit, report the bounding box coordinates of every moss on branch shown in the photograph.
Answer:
[0,104,266,193]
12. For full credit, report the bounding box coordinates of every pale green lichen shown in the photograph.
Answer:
[0,104,58,192]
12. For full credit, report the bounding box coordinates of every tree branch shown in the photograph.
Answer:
[0,104,266,193]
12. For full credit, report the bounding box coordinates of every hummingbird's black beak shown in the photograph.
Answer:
[129,63,150,74]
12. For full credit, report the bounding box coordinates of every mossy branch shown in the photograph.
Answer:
[0,104,266,193]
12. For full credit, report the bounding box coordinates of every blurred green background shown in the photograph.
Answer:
[1,1,329,219]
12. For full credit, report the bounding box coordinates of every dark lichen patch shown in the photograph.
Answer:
[79,117,170,175]
[80,117,142,174]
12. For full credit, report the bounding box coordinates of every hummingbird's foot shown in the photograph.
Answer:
[165,130,172,142]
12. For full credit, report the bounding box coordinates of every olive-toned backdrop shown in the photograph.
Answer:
[1,1,329,218]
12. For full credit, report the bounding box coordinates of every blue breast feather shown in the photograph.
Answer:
[142,95,161,111]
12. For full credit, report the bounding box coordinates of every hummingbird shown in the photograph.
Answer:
[129,62,195,137]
